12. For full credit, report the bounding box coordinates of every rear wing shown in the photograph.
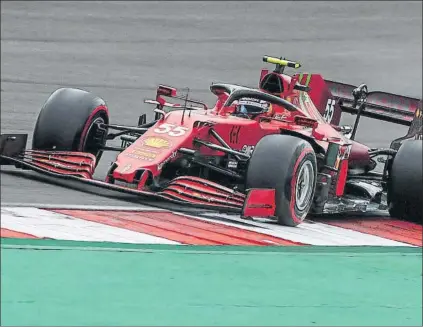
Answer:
[144,85,208,113]
[326,80,421,126]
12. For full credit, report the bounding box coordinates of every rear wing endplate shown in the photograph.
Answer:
[326,80,421,126]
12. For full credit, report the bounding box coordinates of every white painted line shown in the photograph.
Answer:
[3,244,420,256]
[1,203,166,211]
[1,207,179,245]
[183,212,413,247]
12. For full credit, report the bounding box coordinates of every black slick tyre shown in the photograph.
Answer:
[245,134,317,226]
[387,139,422,224]
[32,88,109,164]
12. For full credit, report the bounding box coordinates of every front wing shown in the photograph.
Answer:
[0,134,277,218]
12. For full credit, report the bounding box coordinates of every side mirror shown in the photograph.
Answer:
[157,85,177,97]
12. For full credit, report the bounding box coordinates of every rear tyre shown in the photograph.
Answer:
[246,135,317,226]
[32,88,109,164]
[387,139,422,223]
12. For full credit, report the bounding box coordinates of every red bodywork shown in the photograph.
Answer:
[103,77,356,218]
[112,97,348,183]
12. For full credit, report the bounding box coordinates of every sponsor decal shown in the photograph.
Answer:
[227,160,238,169]
[133,149,157,158]
[120,164,132,173]
[129,149,157,161]
[274,113,288,121]
[137,147,160,153]
[248,204,273,209]
[229,126,241,144]
[238,98,270,110]
[377,95,419,112]
[143,136,171,149]
[192,192,218,202]
[157,151,178,171]
[237,98,272,115]
[124,147,159,161]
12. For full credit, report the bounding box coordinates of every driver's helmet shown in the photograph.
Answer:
[234,97,273,117]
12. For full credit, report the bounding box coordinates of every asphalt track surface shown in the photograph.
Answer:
[1,1,422,207]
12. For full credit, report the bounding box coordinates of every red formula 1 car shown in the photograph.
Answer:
[1,56,422,226]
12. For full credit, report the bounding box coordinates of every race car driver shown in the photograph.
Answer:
[232,97,272,118]
[232,97,292,120]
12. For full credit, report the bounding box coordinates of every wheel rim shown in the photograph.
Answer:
[295,160,315,211]
[82,116,106,158]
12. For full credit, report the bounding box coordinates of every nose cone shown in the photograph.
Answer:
[114,135,174,170]
[111,111,202,183]
[112,124,192,184]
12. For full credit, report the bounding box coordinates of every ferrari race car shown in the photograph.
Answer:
[1,56,422,226]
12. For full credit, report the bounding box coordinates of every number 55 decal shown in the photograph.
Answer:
[154,123,189,137]
[323,98,336,123]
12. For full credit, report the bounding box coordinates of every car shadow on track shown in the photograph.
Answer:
[0,169,219,215]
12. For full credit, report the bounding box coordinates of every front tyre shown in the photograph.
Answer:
[246,135,317,226]
[32,88,109,164]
